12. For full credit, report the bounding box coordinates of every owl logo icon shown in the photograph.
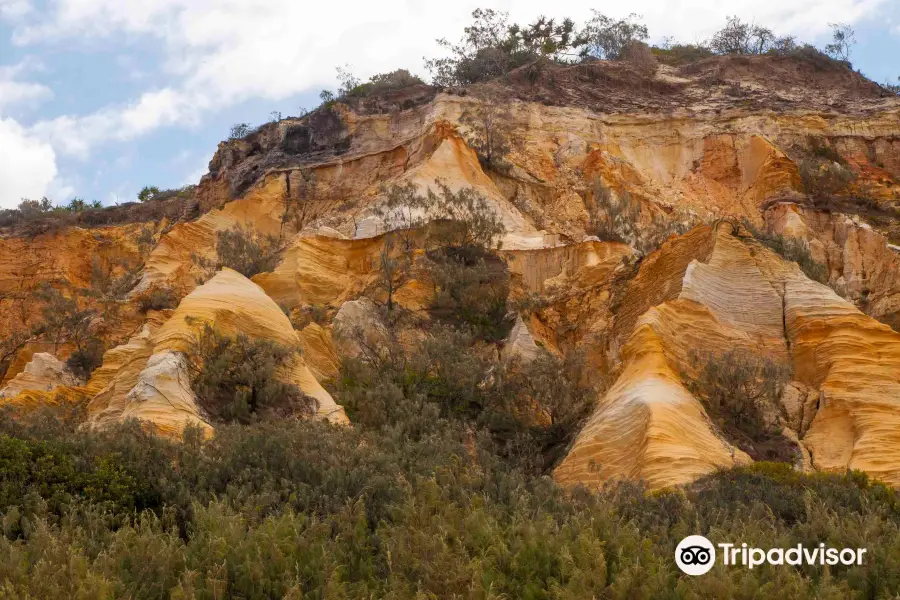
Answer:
[676,535,716,575]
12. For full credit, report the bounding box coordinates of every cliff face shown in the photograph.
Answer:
[1,55,899,489]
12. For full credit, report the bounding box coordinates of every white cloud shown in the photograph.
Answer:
[0,60,51,111]
[0,117,57,207]
[0,79,51,109]
[7,0,892,161]
[30,87,196,159]
[0,0,31,19]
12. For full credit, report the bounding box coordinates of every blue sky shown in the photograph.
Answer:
[0,0,898,209]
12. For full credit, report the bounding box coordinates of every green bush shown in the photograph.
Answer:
[799,156,856,200]
[0,379,899,599]
[135,286,178,313]
[684,349,797,462]
[193,224,280,280]
[65,337,105,380]
[742,218,830,284]
[426,247,511,341]
[187,324,314,424]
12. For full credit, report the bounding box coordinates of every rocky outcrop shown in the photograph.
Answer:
[766,203,900,322]
[0,53,898,490]
[502,316,541,363]
[555,221,900,490]
[0,353,77,398]
[88,268,346,436]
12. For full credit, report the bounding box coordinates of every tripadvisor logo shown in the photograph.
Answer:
[675,535,867,576]
[676,535,716,575]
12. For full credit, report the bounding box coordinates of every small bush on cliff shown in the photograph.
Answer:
[135,286,178,313]
[427,247,511,341]
[799,157,857,200]
[742,218,829,284]
[587,179,695,255]
[460,100,516,170]
[580,11,649,60]
[413,182,509,339]
[65,336,106,380]
[425,9,586,85]
[709,16,775,55]
[684,349,796,462]
[194,224,280,280]
[87,255,141,309]
[188,323,314,424]
[617,39,659,75]
[33,285,98,354]
[228,123,252,140]
[424,181,506,251]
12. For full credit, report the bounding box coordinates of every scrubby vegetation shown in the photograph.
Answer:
[187,323,314,424]
[137,185,195,203]
[135,286,178,313]
[741,218,830,284]
[460,100,516,170]
[685,349,798,463]
[0,360,899,597]
[0,193,192,237]
[193,224,281,280]
[33,285,106,380]
[420,11,862,87]
[587,179,696,255]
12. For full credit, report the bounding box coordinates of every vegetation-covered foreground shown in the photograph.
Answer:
[0,388,899,599]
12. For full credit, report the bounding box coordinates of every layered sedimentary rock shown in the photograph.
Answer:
[555,221,900,489]
[766,203,900,321]
[0,54,898,490]
[88,268,346,436]
[0,353,77,399]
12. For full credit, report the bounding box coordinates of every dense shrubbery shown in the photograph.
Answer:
[0,383,899,597]
[187,324,315,424]
[685,349,797,462]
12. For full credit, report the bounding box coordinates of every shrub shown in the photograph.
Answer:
[424,181,506,251]
[486,351,597,471]
[742,218,829,284]
[200,224,281,279]
[652,43,714,65]
[617,39,659,75]
[65,337,105,380]
[368,69,424,91]
[187,323,314,424]
[33,285,98,353]
[87,255,140,307]
[135,286,178,313]
[581,11,649,60]
[800,157,856,201]
[709,16,775,55]
[426,247,510,341]
[587,179,695,255]
[684,349,796,461]
[824,23,855,62]
[137,186,161,203]
[228,123,252,140]
[459,100,516,170]
[807,136,847,165]
[336,69,426,99]
[425,9,583,86]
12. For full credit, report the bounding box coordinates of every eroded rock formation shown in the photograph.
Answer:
[1,53,899,490]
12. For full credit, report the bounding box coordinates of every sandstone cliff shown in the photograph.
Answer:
[1,53,899,490]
